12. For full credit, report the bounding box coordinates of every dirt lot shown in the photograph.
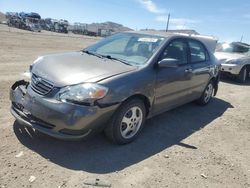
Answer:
[0,24,249,188]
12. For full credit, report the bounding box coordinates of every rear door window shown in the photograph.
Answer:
[188,40,208,63]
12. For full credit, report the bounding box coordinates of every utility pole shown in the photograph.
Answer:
[240,35,243,42]
[166,13,170,32]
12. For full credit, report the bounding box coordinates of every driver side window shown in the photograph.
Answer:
[160,39,188,65]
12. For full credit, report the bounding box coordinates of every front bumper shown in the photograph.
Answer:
[10,80,118,140]
[221,64,243,75]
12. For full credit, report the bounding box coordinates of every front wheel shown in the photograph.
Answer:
[197,81,214,105]
[105,99,146,144]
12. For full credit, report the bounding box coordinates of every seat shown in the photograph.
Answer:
[137,43,150,58]
[166,46,185,62]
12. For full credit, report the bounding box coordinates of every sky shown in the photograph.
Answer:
[1,0,250,43]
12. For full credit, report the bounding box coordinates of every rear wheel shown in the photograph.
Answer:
[105,99,146,144]
[197,81,214,105]
[237,66,247,83]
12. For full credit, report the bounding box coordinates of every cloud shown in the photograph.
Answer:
[136,0,199,29]
[137,0,166,14]
[156,16,199,29]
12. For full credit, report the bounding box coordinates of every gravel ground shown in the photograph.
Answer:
[0,25,249,188]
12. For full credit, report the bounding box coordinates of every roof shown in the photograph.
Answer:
[232,42,250,48]
[126,30,217,40]
[161,29,199,35]
[127,30,174,37]
[125,30,218,53]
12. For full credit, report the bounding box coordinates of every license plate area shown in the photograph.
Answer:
[13,102,24,111]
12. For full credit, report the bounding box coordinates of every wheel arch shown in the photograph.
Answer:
[244,64,250,72]
[121,94,151,117]
[210,76,219,96]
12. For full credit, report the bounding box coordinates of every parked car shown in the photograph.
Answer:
[10,31,220,144]
[215,42,250,83]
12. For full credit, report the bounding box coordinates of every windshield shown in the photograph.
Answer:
[217,43,250,54]
[85,33,166,65]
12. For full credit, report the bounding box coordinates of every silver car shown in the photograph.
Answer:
[215,42,250,83]
[10,31,220,144]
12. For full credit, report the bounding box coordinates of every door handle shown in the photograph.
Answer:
[185,68,193,73]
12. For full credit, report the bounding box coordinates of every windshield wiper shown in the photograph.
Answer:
[82,50,132,66]
[81,50,103,59]
[103,55,132,66]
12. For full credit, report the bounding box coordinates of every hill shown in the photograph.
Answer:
[87,21,133,33]
[0,12,6,22]
[99,21,132,32]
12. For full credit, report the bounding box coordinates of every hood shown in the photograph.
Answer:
[32,52,136,87]
[214,52,246,62]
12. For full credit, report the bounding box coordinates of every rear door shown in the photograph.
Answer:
[187,39,212,99]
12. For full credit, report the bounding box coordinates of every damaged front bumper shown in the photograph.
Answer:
[10,80,118,140]
[221,64,243,75]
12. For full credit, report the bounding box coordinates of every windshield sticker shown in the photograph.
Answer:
[138,38,158,43]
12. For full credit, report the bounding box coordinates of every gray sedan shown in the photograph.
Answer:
[10,31,220,144]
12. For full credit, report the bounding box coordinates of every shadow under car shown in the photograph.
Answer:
[13,97,233,174]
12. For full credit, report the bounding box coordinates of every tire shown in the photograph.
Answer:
[105,99,146,145]
[237,66,247,83]
[197,81,214,106]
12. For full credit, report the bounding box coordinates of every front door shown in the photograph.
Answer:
[153,39,193,114]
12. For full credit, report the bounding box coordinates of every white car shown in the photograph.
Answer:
[215,42,250,83]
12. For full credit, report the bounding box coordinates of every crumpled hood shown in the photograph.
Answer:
[214,52,247,62]
[32,52,136,87]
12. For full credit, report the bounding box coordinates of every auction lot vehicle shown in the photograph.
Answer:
[10,31,220,144]
[24,17,41,32]
[6,12,41,32]
[215,42,250,83]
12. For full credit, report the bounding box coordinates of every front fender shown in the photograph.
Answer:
[97,68,156,108]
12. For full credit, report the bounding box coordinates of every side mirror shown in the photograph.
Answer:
[158,58,179,68]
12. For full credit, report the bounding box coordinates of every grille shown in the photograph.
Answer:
[30,74,54,95]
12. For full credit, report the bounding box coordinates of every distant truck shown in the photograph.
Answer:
[70,22,87,35]
[19,12,41,32]
[6,12,41,32]
[40,18,68,33]
[98,28,112,37]
[40,18,53,31]
[54,19,68,33]
[6,12,26,29]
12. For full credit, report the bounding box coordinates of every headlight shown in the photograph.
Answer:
[25,57,43,80]
[58,83,108,105]
[23,71,32,81]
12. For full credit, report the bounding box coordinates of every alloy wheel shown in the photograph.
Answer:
[120,106,143,139]
[204,83,213,103]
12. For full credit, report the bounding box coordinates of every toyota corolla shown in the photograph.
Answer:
[10,31,220,144]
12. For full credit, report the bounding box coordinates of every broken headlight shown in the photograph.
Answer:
[58,83,108,105]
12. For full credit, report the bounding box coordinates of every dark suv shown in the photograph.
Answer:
[10,31,220,144]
